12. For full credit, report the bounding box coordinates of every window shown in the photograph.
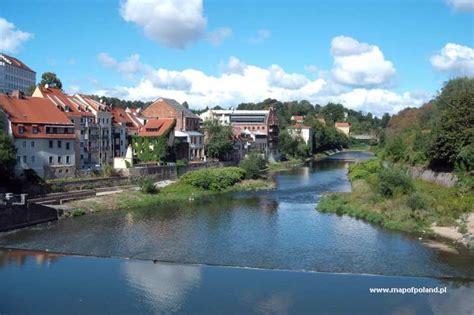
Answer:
[22,156,27,163]
[31,156,35,164]
[33,127,38,134]
[31,141,35,148]
[80,154,83,160]
[58,156,62,164]
[19,126,25,134]
[49,140,53,148]
[49,156,53,164]
[57,140,62,148]
[66,156,70,164]
[66,142,70,150]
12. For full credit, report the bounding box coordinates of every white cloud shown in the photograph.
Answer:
[206,27,232,46]
[430,43,474,77]
[304,65,318,74]
[68,85,80,94]
[97,52,117,67]
[250,29,271,44]
[331,36,396,86]
[0,18,33,53]
[267,65,308,90]
[445,0,474,12]
[120,0,207,49]
[94,55,423,116]
[221,56,247,75]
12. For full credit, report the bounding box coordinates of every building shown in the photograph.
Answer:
[142,98,204,160]
[291,115,305,123]
[0,91,75,178]
[288,124,313,149]
[200,108,280,160]
[0,54,36,94]
[32,86,101,170]
[74,95,114,166]
[335,122,351,136]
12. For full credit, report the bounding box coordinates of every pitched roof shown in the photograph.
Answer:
[138,118,175,137]
[291,115,305,121]
[36,87,95,118]
[0,53,35,73]
[142,97,200,119]
[335,122,350,127]
[0,94,73,125]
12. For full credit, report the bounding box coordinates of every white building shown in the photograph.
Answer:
[174,130,204,161]
[0,54,36,94]
[0,91,76,178]
[335,122,351,136]
[288,124,313,149]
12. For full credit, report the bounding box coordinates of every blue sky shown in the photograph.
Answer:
[1,0,473,115]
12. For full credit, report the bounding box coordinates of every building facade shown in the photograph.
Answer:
[0,54,36,94]
[335,122,351,136]
[142,98,204,160]
[200,108,280,160]
[0,91,75,178]
[288,124,313,149]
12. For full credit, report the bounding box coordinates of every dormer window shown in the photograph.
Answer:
[18,126,25,134]
[33,126,38,134]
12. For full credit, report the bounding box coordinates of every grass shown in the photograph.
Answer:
[268,159,305,171]
[67,178,274,214]
[317,159,474,236]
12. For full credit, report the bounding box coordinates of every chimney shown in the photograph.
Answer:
[11,90,24,99]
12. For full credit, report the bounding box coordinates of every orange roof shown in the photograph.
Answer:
[0,94,73,125]
[289,123,311,129]
[0,53,35,73]
[37,87,95,118]
[138,118,175,137]
[335,122,350,127]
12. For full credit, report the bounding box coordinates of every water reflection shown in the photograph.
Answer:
[0,248,63,268]
[122,261,201,313]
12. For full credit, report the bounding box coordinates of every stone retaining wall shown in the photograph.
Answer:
[0,203,59,232]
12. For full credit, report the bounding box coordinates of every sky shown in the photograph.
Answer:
[1,0,473,115]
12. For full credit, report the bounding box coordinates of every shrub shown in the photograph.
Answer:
[378,167,414,197]
[349,159,381,181]
[406,192,426,210]
[239,152,267,179]
[180,167,246,191]
[103,163,118,177]
[140,178,158,194]
[71,209,86,217]
[176,159,188,167]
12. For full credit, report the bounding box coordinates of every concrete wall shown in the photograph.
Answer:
[409,166,458,187]
[0,202,59,232]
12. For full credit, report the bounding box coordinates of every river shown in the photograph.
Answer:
[1,151,473,314]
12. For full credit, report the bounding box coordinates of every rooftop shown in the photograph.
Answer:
[0,53,36,73]
[138,118,175,137]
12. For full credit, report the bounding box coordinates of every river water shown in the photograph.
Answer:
[1,151,473,314]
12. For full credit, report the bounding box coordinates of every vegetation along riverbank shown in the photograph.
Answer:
[67,164,275,216]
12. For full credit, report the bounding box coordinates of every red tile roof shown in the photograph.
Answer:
[36,87,95,118]
[0,53,36,73]
[138,118,175,137]
[291,115,305,121]
[0,94,73,125]
[0,94,75,139]
[335,122,350,127]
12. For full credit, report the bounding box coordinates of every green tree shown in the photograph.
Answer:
[429,77,474,170]
[39,72,62,89]
[26,84,37,96]
[203,119,234,160]
[239,152,267,179]
[0,132,17,180]
[321,103,346,123]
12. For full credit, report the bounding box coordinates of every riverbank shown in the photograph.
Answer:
[66,178,275,216]
[317,159,474,251]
